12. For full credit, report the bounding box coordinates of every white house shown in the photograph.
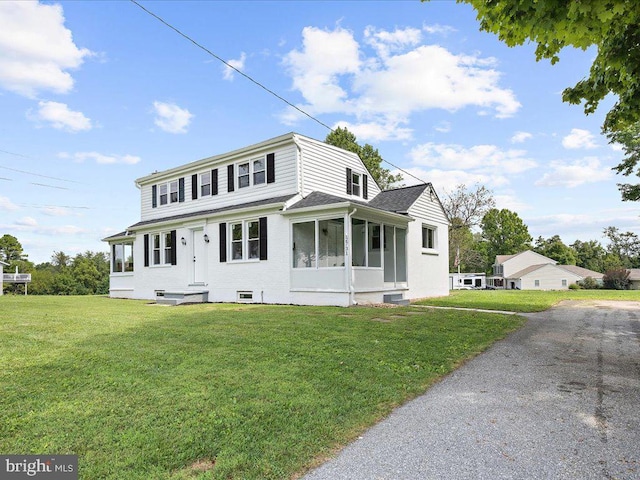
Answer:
[103,133,450,306]
[488,250,603,290]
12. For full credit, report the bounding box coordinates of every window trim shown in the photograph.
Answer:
[421,224,438,252]
[111,241,134,274]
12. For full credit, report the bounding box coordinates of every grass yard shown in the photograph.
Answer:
[415,289,640,312]
[0,296,523,479]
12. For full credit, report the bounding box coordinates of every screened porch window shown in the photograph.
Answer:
[293,218,345,268]
[351,219,381,268]
[383,225,407,283]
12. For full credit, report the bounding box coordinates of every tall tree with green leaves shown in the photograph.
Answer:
[534,235,577,265]
[325,127,403,190]
[480,208,532,264]
[606,122,640,201]
[570,239,607,272]
[0,234,26,264]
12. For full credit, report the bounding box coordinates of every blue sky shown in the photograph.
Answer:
[1,0,638,264]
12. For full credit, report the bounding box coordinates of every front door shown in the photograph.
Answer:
[192,228,206,284]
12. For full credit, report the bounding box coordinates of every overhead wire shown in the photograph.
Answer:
[129,0,428,186]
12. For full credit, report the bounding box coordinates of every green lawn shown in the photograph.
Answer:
[0,296,524,479]
[415,289,640,312]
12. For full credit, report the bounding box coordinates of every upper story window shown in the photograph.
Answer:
[201,172,211,196]
[346,167,368,199]
[422,225,437,250]
[253,158,265,185]
[238,157,266,189]
[238,163,250,189]
[159,184,168,205]
[169,181,179,203]
[152,178,185,208]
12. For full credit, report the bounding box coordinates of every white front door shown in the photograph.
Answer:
[192,228,206,284]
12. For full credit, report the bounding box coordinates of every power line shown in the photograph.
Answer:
[0,165,82,184]
[130,0,333,131]
[129,0,427,186]
[31,183,70,190]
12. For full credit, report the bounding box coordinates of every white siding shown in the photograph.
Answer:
[295,135,382,200]
[502,251,556,278]
[139,143,298,221]
[406,189,450,299]
[518,264,581,290]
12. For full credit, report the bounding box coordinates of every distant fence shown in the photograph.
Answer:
[2,273,31,283]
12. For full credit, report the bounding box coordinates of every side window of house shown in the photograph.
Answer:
[224,218,268,262]
[112,242,134,273]
[422,225,437,249]
[352,173,361,197]
[147,231,176,266]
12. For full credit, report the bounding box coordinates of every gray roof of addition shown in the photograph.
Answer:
[288,184,429,215]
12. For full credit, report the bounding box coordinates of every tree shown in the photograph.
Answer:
[443,184,495,272]
[603,226,640,268]
[571,239,607,272]
[325,127,403,189]
[0,234,26,264]
[480,208,532,263]
[606,122,640,201]
[534,235,577,265]
[603,268,631,290]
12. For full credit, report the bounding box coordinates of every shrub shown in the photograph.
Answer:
[579,276,600,290]
[568,283,581,290]
[603,268,630,290]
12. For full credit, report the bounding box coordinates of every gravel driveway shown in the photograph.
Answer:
[303,300,640,480]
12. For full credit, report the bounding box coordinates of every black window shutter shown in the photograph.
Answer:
[144,234,150,267]
[219,223,227,262]
[259,217,268,260]
[363,174,368,200]
[227,164,235,192]
[170,230,177,265]
[152,185,157,208]
[266,153,275,184]
[346,168,353,195]
[191,174,198,200]
[212,168,218,195]
[178,178,185,202]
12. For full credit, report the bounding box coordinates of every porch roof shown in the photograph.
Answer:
[287,184,428,216]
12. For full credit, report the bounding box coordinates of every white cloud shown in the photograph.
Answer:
[422,24,457,35]
[0,1,92,97]
[562,128,598,149]
[15,216,37,227]
[67,151,141,165]
[409,142,537,174]
[535,157,612,188]
[511,131,532,143]
[40,206,76,217]
[30,101,92,132]
[0,196,19,211]
[398,167,510,192]
[434,121,452,133]
[282,26,520,138]
[333,120,413,142]
[222,52,246,81]
[152,101,193,134]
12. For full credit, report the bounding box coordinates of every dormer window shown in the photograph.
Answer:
[352,173,361,197]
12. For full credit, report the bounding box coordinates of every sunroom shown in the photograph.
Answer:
[284,200,411,302]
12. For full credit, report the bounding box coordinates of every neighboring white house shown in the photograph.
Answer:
[628,269,640,290]
[449,272,486,290]
[488,250,603,290]
[103,133,450,306]
[0,260,7,296]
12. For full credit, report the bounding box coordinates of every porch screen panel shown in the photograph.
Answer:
[113,244,124,273]
[292,221,316,268]
[368,222,381,267]
[395,228,407,282]
[351,219,366,266]
[318,218,344,268]
[383,226,395,282]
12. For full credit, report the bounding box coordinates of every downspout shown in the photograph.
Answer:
[347,208,357,305]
